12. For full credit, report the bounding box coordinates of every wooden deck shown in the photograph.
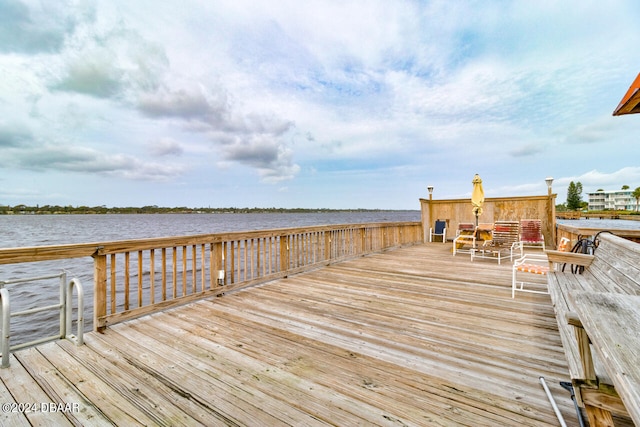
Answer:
[0,243,587,426]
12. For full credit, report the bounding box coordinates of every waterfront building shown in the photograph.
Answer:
[588,189,635,210]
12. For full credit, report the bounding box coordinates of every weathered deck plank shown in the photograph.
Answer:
[0,243,590,426]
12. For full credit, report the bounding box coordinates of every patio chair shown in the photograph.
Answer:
[452,223,491,256]
[455,223,475,237]
[514,219,545,257]
[429,220,447,243]
[471,221,520,264]
[512,237,570,298]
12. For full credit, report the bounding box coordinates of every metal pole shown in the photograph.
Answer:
[539,376,567,427]
[60,271,67,339]
[427,186,433,243]
[560,381,586,427]
[0,288,10,368]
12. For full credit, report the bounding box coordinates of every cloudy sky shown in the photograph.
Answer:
[1,0,640,209]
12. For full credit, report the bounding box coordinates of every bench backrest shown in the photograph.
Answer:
[588,233,640,295]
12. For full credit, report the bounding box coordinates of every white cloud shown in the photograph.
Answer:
[560,168,640,190]
[48,21,168,99]
[138,86,225,121]
[149,137,184,157]
[0,141,186,181]
[0,0,86,54]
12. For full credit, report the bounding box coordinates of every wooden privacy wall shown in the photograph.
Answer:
[420,194,557,246]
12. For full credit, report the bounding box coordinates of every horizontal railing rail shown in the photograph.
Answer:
[0,221,423,331]
[556,223,640,246]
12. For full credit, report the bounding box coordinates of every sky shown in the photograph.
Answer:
[1,0,640,210]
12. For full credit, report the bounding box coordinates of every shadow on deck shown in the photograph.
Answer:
[1,243,586,426]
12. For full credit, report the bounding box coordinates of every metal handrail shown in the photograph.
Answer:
[0,272,84,368]
[0,288,9,368]
[66,278,84,345]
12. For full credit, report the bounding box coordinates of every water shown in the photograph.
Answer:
[0,211,422,248]
[0,211,420,346]
[557,218,640,230]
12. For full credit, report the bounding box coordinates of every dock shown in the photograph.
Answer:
[556,212,640,221]
[0,243,597,426]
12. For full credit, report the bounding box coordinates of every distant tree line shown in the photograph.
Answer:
[0,204,398,215]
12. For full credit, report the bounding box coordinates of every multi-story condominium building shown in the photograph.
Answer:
[588,189,635,211]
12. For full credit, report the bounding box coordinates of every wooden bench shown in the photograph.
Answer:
[546,233,640,427]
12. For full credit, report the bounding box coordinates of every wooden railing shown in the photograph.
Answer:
[0,222,423,331]
[556,223,640,246]
[557,211,626,220]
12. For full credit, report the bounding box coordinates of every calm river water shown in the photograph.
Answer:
[1,211,420,346]
[557,218,640,230]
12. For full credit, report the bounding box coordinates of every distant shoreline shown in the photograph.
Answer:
[1,206,419,215]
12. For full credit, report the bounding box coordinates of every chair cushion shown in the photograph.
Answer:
[516,264,549,274]
[558,238,571,252]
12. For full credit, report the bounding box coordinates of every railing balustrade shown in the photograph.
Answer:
[0,222,422,332]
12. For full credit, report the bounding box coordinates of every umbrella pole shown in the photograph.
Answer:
[473,212,479,250]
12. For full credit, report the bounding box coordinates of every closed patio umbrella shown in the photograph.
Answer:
[471,174,484,227]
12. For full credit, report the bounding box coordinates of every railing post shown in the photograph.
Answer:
[324,232,331,261]
[0,288,10,368]
[213,242,224,287]
[93,251,107,332]
[280,235,289,275]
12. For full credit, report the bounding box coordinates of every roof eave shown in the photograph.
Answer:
[613,73,640,116]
